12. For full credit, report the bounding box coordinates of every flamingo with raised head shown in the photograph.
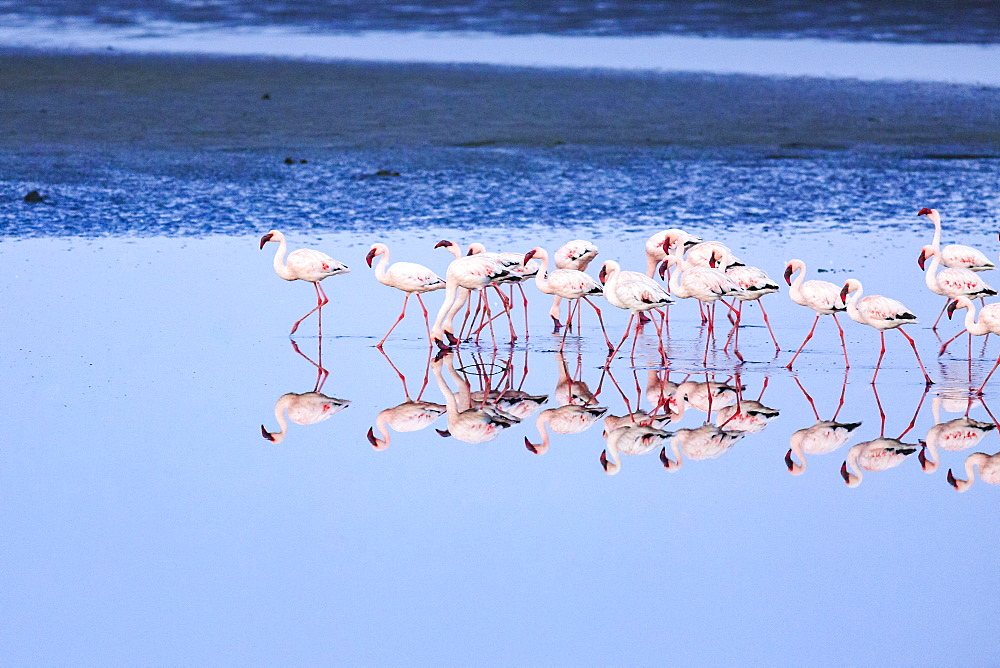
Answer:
[260,230,350,336]
[918,208,994,271]
[918,244,996,331]
[551,239,599,332]
[841,278,933,385]
[524,246,615,353]
[366,243,446,347]
[943,297,1000,394]
[784,259,849,369]
[599,260,674,361]
[947,451,1000,492]
[466,242,540,339]
[840,438,920,487]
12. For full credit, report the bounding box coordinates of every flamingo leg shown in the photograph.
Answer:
[610,313,637,360]
[517,283,530,340]
[871,331,887,385]
[462,291,483,340]
[976,352,1000,395]
[793,376,822,421]
[898,386,929,439]
[939,327,968,356]
[377,346,412,399]
[290,282,327,337]
[872,382,887,437]
[786,314,820,369]
[832,369,848,421]
[898,327,934,385]
[377,293,410,348]
[832,314,850,368]
[629,314,642,362]
[582,297,615,354]
[559,299,579,352]
[415,293,432,342]
[931,297,948,331]
[758,301,781,352]
[550,295,563,332]
[494,285,517,343]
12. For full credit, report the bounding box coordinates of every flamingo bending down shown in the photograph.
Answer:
[947,451,1000,492]
[918,414,995,473]
[644,229,702,277]
[784,421,861,475]
[431,352,519,443]
[366,400,447,450]
[467,242,540,339]
[261,392,350,443]
[722,263,781,355]
[918,208,994,271]
[783,259,849,369]
[841,278,933,385]
[660,424,745,471]
[430,253,510,348]
[260,230,350,336]
[600,423,674,475]
[918,244,996,330]
[599,260,674,360]
[524,247,615,352]
[841,438,919,487]
[943,297,1000,394]
[550,239,599,331]
[716,400,779,434]
[525,404,608,454]
[366,243,446,347]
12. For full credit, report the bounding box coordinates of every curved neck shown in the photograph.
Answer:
[930,213,942,251]
[789,265,806,301]
[845,445,863,486]
[374,249,391,283]
[845,284,864,322]
[268,395,291,443]
[532,253,552,294]
[662,439,683,471]
[923,250,942,291]
[432,361,460,418]
[789,432,807,475]
[667,247,688,298]
[534,411,553,451]
[963,452,988,489]
[374,410,392,447]
[962,301,990,336]
[272,236,295,280]
[604,264,620,296]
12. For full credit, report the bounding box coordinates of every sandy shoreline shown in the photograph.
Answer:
[1,50,998,153]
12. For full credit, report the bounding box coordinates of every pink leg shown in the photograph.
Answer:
[977,353,1000,395]
[610,313,636,360]
[494,285,517,343]
[898,327,934,385]
[931,297,948,331]
[629,315,642,361]
[871,331,887,385]
[559,299,579,352]
[758,301,780,351]
[517,283,530,340]
[377,293,410,348]
[832,314,850,368]
[415,293,432,341]
[872,382,886,437]
[939,327,968,356]
[786,314,820,369]
[290,282,327,337]
[582,297,616,353]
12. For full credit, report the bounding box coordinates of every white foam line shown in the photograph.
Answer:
[2,23,999,86]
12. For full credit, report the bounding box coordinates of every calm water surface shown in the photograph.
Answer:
[3,163,1000,661]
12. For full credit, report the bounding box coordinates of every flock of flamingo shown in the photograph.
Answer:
[258,208,1000,492]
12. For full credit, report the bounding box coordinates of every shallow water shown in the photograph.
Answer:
[3,213,1000,663]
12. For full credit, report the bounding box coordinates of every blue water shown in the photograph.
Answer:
[3,0,999,43]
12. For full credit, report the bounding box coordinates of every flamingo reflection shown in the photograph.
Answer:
[947,451,1000,492]
[600,422,674,475]
[431,350,519,443]
[367,348,446,450]
[785,375,861,475]
[261,339,350,443]
[918,396,996,473]
[717,379,779,434]
[659,424,745,471]
[840,384,926,487]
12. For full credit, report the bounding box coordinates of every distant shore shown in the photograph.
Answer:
[1,50,998,154]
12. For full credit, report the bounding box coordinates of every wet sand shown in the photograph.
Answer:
[1,50,999,153]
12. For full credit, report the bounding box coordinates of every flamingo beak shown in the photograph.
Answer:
[600,450,609,470]
[662,238,672,253]
[259,233,274,249]
[523,249,537,263]
[840,284,850,302]
[783,265,794,285]
[524,437,539,454]
[918,448,928,469]
[365,248,377,267]
[466,248,475,256]
[659,447,670,467]
[840,461,850,483]
[436,428,451,437]
[917,250,926,270]
[947,468,958,488]
[434,240,452,249]
[709,253,717,269]
[784,449,795,471]
[658,261,668,280]
[366,427,378,447]
[260,425,275,441]
[917,207,933,216]
[947,300,958,319]
[598,266,607,284]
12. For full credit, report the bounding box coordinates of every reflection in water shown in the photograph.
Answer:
[918,397,996,474]
[716,378,779,433]
[431,350,519,443]
[660,424,745,472]
[261,340,350,443]
[947,451,1000,492]
[840,385,926,487]
[670,379,741,418]
[785,375,861,476]
[600,422,673,475]
[526,405,608,455]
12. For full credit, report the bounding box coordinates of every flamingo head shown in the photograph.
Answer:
[658,261,669,280]
[840,461,861,487]
[783,264,794,285]
[367,427,389,451]
[365,244,383,267]
[661,235,674,254]
[260,424,275,442]
[659,446,680,471]
[917,248,927,270]
[434,240,454,249]
[598,265,607,284]
[435,428,451,437]
[917,207,934,217]
[524,437,547,455]
[523,248,538,264]
[709,253,719,269]
[259,231,275,249]
[947,299,960,319]
[947,468,960,489]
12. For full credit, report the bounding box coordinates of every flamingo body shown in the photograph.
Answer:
[841,438,918,487]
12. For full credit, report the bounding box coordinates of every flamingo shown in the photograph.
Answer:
[259,230,350,336]
[551,239,599,332]
[431,351,519,443]
[918,208,994,271]
[716,400,779,434]
[261,393,350,443]
[600,423,674,475]
[783,259,849,369]
[659,424,745,471]
[644,229,702,277]
[840,438,920,487]
[784,421,862,475]
[670,379,741,417]
[947,451,1000,492]
[554,352,599,406]
[466,242,540,339]
[598,260,674,361]
[523,247,615,353]
[366,400,447,451]
[429,252,510,348]
[435,240,519,342]
[469,389,548,421]
[917,244,996,331]
[366,243,446,347]
[721,262,781,355]
[943,297,1000,394]
[918,411,995,473]
[524,404,608,454]
[841,278,933,385]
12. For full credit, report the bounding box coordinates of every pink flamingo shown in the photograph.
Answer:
[366,243,446,347]
[466,242,539,339]
[919,208,994,271]
[659,424,745,471]
[599,259,674,361]
[784,259,849,369]
[917,398,995,473]
[721,262,781,356]
[600,423,674,475]
[430,252,510,348]
[841,278,933,385]
[367,400,447,451]
[260,230,350,336]
[947,451,1000,492]
[784,375,860,475]
[918,244,996,330]
[524,246,615,353]
[524,404,608,454]
[644,229,702,277]
[551,239,599,332]
[943,297,1000,394]
[840,438,919,487]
